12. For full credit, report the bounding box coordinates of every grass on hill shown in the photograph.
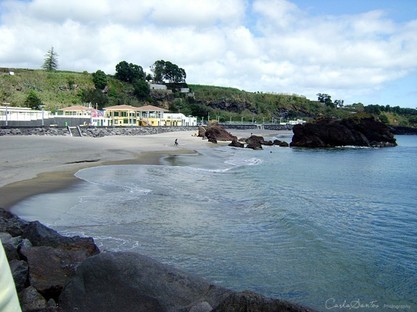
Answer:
[1,68,415,127]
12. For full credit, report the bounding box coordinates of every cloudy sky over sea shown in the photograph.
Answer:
[1,0,416,108]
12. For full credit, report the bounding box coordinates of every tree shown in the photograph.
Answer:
[80,89,108,109]
[150,60,186,83]
[133,79,150,100]
[115,61,145,83]
[42,47,58,71]
[92,70,108,90]
[24,90,43,110]
[317,93,334,108]
[334,99,344,108]
[150,60,165,83]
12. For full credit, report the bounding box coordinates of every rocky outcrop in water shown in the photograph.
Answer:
[1,208,315,311]
[199,125,237,143]
[228,135,289,150]
[290,117,397,148]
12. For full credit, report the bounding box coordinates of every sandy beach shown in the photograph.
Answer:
[0,129,285,209]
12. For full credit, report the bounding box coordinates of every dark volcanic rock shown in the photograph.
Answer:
[245,135,264,150]
[198,126,206,138]
[0,207,29,236]
[9,259,29,292]
[59,252,231,312]
[391,126,417,135]
[290,117,397,148]
[273,139,289,147]
[22,221,99,255]
[204,125,237,143]
[21,246,94,300]
[213,291,315,312]
[18,286,48,311]
[229,139,245,148]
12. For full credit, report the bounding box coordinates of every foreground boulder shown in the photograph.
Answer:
[59,252,231,312]
[290,117,397,148]
[22,220,99,255]
[21,245,96,300]
[1,208,100,311]
[59,252,315,312]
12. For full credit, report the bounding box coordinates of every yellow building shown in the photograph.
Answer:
[104,104,168,126]
[104,105,138,126]
[136,105,168,126]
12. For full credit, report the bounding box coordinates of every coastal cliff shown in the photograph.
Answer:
[1,208,314,312]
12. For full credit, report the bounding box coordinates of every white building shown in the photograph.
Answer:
[0,105,50,125]
[163,113,197,126]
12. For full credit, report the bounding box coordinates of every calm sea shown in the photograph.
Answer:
[11,134,417,311]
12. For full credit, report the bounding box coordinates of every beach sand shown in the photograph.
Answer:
[0,129,289,209]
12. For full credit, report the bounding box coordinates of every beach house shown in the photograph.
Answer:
[136,105,168,126]
[104,104,168,127]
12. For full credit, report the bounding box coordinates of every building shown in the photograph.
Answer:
[104,105,139,126]
[136,105,168,126]
[0,105,50,126]
[57,105,112,126]
[58,105,95,117]
[149,83,168,91]
[163,113,197,126]
[104,104,169,127]
[1,103,197,127]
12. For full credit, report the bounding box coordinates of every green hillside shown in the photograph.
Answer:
[1,68,416,127]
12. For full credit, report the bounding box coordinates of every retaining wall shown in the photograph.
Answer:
[0,126,198,137]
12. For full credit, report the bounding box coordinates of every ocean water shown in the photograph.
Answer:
[11,134,417,311]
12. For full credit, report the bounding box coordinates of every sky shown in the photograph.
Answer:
[0,0,416,108]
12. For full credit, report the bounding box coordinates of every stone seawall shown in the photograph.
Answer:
[220,124,293,131]
[0,126,198,137]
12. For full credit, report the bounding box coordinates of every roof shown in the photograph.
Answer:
[104,104,169,112]
[136,105,168,112]
[60,105,94,111]
[104,105,138,111]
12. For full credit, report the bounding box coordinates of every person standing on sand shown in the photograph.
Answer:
[174,139,178,146]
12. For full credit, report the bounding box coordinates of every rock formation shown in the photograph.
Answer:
[245,135,264,150]
[290,117,397,148]
[199,125,237,143]
[59,252,231,312]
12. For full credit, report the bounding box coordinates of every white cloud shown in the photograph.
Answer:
[0,0,416,107]
[149,0,245,27]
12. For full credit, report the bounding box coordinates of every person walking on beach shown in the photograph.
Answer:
[174,139,178,146]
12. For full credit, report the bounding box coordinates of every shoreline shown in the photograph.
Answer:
[0,129,287,210]
[0,149,196,209]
